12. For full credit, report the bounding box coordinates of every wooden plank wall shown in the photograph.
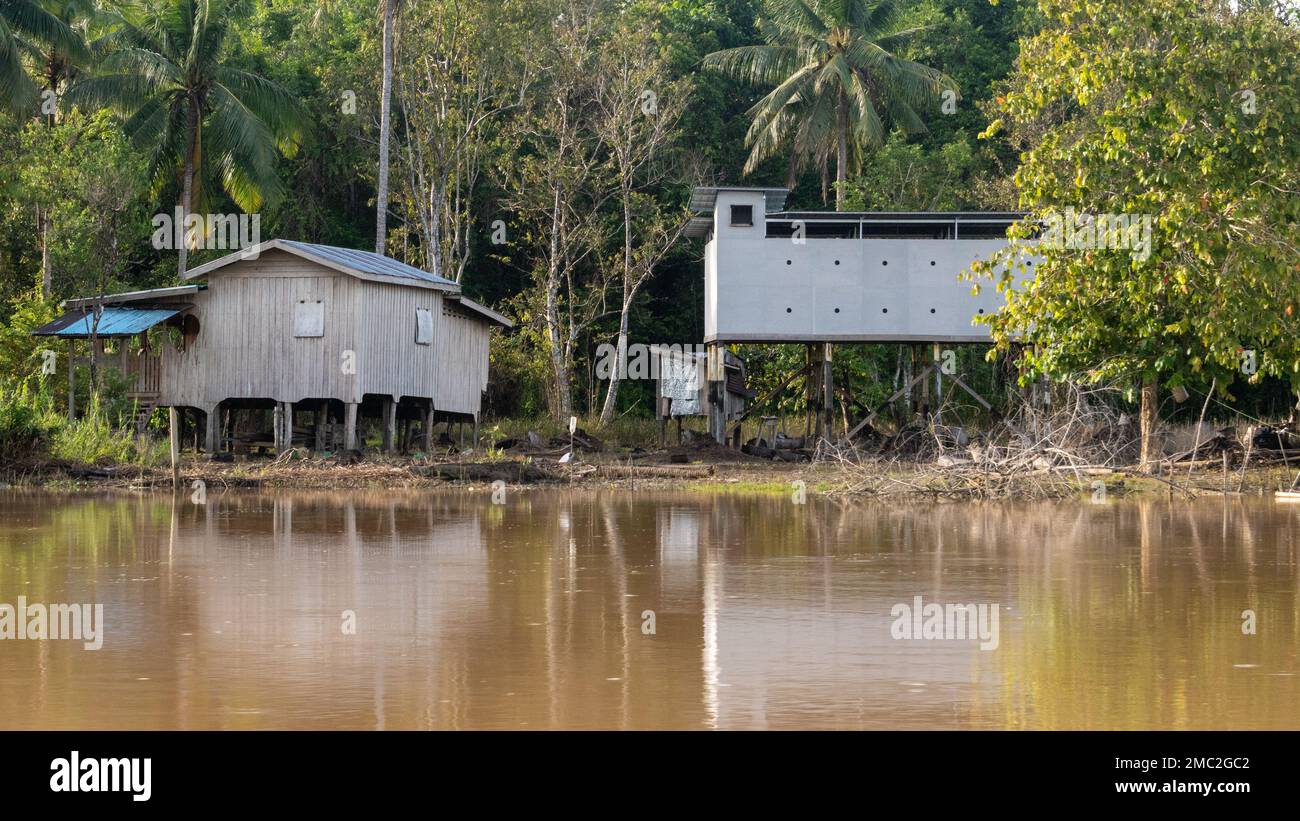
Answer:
[158,248,491,416]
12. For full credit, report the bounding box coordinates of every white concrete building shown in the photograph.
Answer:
[684,187,1036,442]
[686,187,1035,344]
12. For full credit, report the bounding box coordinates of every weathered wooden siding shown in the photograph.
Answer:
[350,281,488,415]
[160,250,356,408]
[350,280,440,407]
[433,301,490,415]
[158,248,490,416]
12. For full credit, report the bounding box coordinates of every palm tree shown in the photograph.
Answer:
[374,0,398,254]
[0,0,87,113]
[28,0,101,299]
[31,0,101,103]
[703,0,954,210]
[67,0,306,275]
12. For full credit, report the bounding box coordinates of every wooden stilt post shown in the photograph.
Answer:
[205,403,220,454]
[472,415,480,449]
[382,397,396,452]
[423,406,435,452]
[315,401,328,451]
[932,343,943,425]
[805,344,815,439]
[168,406,180,490]
[272,404,284,452]
[285,402,296,452]
[707,344,726,444]
[822,343,833,443]
[67,340,76,422]
[344,402,358,451]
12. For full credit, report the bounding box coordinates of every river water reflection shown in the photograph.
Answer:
[0,489,1296,729]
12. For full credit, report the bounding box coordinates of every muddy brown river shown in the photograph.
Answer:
[0,489,1296,729]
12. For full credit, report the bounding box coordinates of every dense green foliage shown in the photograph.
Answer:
[974,0,1300,462]
[1,0,1297,463]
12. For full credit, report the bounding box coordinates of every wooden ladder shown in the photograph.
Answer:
[131,397,158,438]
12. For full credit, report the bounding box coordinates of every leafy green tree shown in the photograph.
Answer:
[975,0,1300,469]
[703,0,955,209]
[67,0,307,275]
[14,108,150,301]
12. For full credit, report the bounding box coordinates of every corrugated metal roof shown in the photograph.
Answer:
[279,241,457,287]
[448,294,513,328]
[683,216,714,239]
[772,211,1027,221]
[64,285,202,309]
[688,186,789,214]
[32,307,185,338]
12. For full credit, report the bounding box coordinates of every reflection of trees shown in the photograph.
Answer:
[2,491,1296,729]
[976,500,1299,730]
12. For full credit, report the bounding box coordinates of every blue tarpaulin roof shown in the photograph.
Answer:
[32,306,185,338]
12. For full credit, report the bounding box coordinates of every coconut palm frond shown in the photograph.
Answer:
[3,0,89,61]
[762,0,831,40]
[848,71,884,147]
[207,83,284,211]
[704,0,955,203]
[701,44,803,87]
[215,66,308,156]
[64,0,305,220]
[0,17,38,112]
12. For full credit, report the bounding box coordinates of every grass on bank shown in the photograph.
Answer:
[1,387,167,471]
[486,413,819,451]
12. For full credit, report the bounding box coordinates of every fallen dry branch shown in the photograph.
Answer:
[593,463,714,479]
[417,462,557,483]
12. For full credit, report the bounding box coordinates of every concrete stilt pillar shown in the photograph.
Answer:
[344,402,359,451]
[382,397,397,452]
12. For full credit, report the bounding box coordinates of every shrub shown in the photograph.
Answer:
[0,387,61,463]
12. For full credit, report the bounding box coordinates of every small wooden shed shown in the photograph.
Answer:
[33,240,511,454]
[652,345,752,446]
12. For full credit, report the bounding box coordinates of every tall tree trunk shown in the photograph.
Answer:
[599,308,631,425]
[39,207,52,298]
[1139,378,1160,473]
[545,188,571,418]
[38,72,57,298]
[179,104,198,278]
[835,93,848,212]
[599,185,636,426]
[546,273,571,418]
[375,0,395,254]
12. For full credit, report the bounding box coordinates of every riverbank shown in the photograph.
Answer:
[8,442,1300,501]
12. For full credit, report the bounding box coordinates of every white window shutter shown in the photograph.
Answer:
[415,307,433,345]
[293,300,324,337]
